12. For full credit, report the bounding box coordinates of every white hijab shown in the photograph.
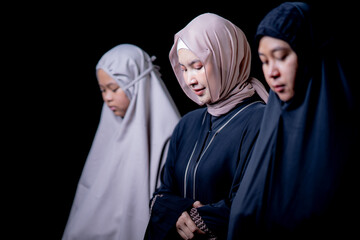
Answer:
[62,44,180,240]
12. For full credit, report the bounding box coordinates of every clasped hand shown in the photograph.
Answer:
[176,201,205,240]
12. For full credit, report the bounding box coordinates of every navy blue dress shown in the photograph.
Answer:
[227,2,360,239]
[144,94,266,239]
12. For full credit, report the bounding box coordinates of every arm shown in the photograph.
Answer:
[145,125,195,239]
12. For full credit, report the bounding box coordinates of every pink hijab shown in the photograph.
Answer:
[169,13,268,116]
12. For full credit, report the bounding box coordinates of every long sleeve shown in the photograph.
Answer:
[144,123,195,240]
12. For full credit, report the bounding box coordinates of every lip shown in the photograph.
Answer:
[192,87,205,96]
[273,85,285,93]
[109,106,117,111]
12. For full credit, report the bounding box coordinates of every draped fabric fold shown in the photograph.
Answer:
[62,44,180,240]
[228,2,360,239]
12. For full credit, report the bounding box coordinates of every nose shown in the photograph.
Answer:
[267,62,280,79]
[104,90,113,102]
[184,70,198,87]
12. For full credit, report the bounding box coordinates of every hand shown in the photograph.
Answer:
[176,211,206,239]
[192,201,204,208]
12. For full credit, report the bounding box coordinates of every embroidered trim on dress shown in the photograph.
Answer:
[150,194,163,214]
[189,207,217,240]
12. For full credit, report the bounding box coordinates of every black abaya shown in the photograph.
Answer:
[227,2,360,239]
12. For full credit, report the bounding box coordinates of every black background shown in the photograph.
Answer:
[10,1,355,238]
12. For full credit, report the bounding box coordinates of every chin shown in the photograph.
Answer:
[198,97,211,105]
[113,112,123,117]
[279,95,292,102]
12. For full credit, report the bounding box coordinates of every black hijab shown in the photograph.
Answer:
[227,2,359,239]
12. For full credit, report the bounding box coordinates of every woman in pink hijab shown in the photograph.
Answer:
[62,44,180,240]
[144,13,268,240]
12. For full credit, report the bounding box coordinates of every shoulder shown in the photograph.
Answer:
[229,100,266,131]
[244,100,266,117]
[235,99,266,119]
[171,107,207,136]
[178,107,207,125]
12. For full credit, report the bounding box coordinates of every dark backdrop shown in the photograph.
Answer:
[16,1,355,238]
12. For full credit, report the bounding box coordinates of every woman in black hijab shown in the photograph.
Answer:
[227,2,359,239]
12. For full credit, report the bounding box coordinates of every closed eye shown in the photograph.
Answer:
[180,64,187,72]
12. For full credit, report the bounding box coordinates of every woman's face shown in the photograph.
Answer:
[178,48,211,104]
[97,69,130,117]
[258,36,298,102]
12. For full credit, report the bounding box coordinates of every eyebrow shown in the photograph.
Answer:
[258,46,289,56]
[106,82,119,88]
[179,59,202,67]
[98,82,119,89]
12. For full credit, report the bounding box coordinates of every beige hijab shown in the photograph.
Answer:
[62,44,180,240]
[169,13,268,116]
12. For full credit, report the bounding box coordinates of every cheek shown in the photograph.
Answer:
[120,94,130,109]
[262,65,272,86]
[182,71,188,83]
[261,64,269,76]
[114,91,130,108]
[286,57,298,84]
[197,69,208,85]
[283,64,297,87]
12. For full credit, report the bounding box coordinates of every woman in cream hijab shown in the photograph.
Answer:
[144,13,268,240]
[62,44,180,240]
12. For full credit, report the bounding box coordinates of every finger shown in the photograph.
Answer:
[176,213,195,239]
[195,227,206,235]
[192,201,203,208]
[176,228,192,240]
[181,212,199,233]
[176,224,194,240]
[185,219,198,233]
